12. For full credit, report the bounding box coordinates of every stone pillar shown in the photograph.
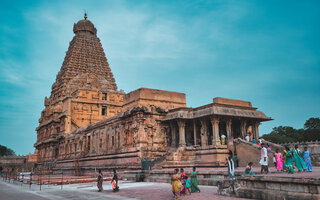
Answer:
[200,119,208,146]
[193,120,197,146]
[170,122,176,147]
[241,120,247,139]
[211,117,220,146]
[177,120,186,147]
[226,119,232,141]
[253,122,260,140]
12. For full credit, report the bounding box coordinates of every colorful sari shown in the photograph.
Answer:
[180,172,186,194]
[172,173,182,200]
[244,166,255,175]
[276,152,283,170]
[190,171,200,193]
[303,150,312,172]
[283,150,287,170]
[293,149,306,172]
[285,150,295,173]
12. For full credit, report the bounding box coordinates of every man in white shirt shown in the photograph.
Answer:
[259,143,268,174]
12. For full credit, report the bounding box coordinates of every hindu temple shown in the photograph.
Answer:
[34,15,272,174]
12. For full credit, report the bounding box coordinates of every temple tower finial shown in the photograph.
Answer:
[84,10,87,20]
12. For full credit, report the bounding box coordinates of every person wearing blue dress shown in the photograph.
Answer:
[303,146,312,172]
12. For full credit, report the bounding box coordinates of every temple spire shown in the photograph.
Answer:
[84,11,87,20]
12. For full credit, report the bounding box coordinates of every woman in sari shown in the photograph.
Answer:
[244,162,255,175]
[285,146,295,174]
[293,145,307,172]
[112,169,119,192]
[190,167,200,193]
[283,148,287,171]
[180,168,186,194]
[275,149,283,171]
[303,146,312,172]
[171,168,182,200]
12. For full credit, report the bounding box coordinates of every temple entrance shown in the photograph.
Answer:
[232,119,241,139]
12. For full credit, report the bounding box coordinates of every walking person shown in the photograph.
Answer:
[275,149,283,171]
[190,167,200,193]
[180,168,185,194]
[293,145,307,172]
[171,168,183,199]
[226,156,235,179]
[260,143,268,174]
[112,169,119,192]
[303,146,312,172]
[97,169,103,192]
[284,146,295,174]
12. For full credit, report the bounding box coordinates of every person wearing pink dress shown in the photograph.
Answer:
[275,149,283,171]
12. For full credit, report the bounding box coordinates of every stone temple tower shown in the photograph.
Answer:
[35,15,124,161]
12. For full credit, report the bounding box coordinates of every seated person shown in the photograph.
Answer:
[244,162,255,175]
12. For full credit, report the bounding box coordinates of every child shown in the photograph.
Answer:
[273,153,276,168]
[184,175,191,195]
[244,162,255,175]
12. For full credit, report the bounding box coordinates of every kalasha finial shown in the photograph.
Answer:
[84,10,87,20]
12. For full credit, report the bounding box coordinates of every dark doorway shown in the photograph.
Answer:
[232,119,241,138]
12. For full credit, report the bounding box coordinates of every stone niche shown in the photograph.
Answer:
[123,88,186,111]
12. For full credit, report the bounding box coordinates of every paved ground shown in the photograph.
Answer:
[0,179,246,200]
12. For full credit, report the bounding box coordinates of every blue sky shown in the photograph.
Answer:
[0,0,319,155]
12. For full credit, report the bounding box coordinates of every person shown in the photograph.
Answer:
[284,146,295,174]
[180,168,185,194]
[226,156,235,180]
[245,135,250,142]
[184,175,191,195]
[252,138,256,144]
[258,138,262,145]
[293,145,307,172]
[260,143,268,174]
[190,167,200,193]
[267,144,272,151]
[275,149,283,171]
[97,169,103,192]
[244,162,255,175]
[221,134,226,145]
[273,153,276,168]
[283,148,287,171]
[112,169,119,192]
[171,168,183,199]
[303,146,312,172]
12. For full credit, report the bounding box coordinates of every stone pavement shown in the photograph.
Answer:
[102,182,246,200]
[0,179,247,200]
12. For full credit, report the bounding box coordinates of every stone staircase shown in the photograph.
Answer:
[231,138,283,167]
[159,145,229,168]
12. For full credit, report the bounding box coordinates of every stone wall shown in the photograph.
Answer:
[236,176,320,200]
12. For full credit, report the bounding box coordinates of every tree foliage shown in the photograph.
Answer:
[262,117,320,144]
[0,144,15,156]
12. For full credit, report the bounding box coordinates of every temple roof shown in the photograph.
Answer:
[49,15,117,101]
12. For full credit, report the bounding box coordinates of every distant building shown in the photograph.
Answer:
[34,15,272,174]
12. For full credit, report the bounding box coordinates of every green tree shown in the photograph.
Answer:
[0,144,15,156]
[304,117,320,130]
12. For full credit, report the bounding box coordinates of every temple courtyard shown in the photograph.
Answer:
[1,167,319,200]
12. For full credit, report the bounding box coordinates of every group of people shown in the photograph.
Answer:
[243,143,313,176]
[97,169,119,192]
[171,167,201,200]
[276,145,313,173]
